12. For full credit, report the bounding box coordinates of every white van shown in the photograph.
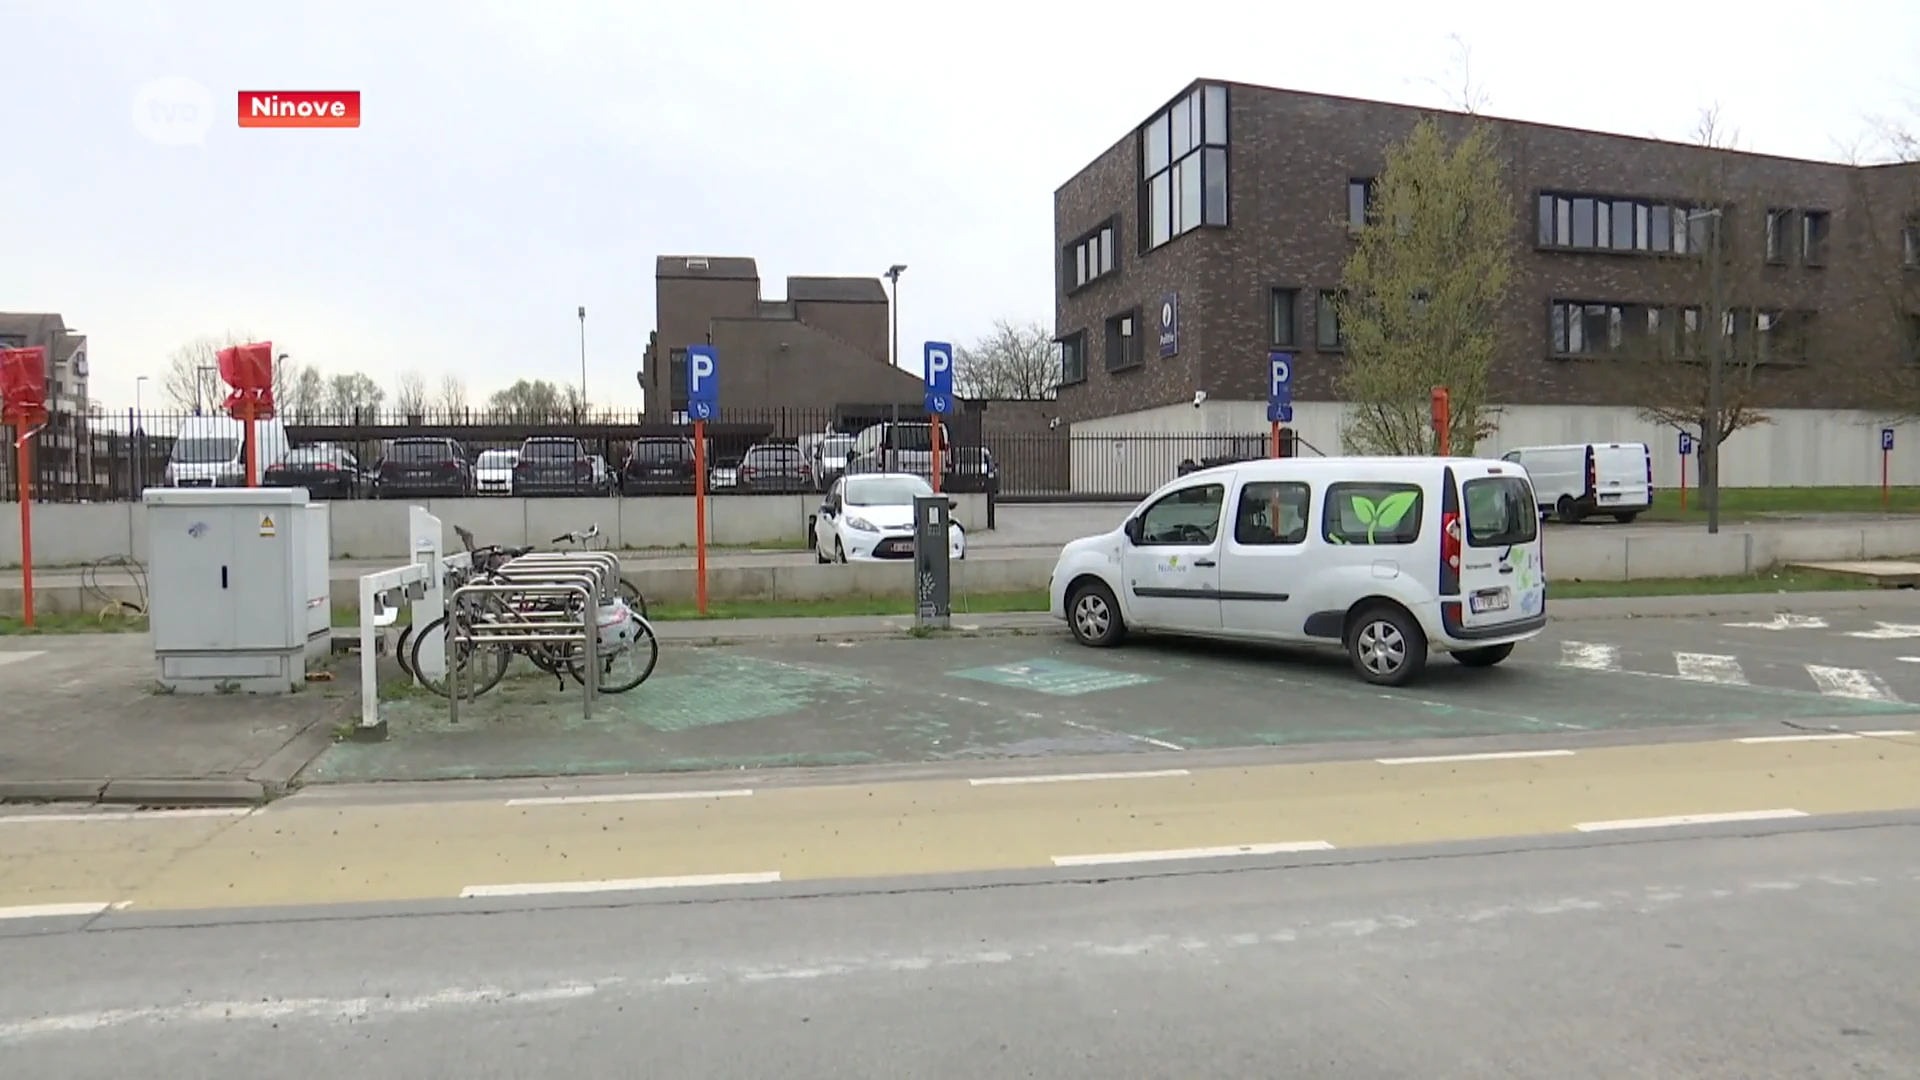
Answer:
[164,414,291,488]
[1047,456,1547,686]
[1499,442,1652,523]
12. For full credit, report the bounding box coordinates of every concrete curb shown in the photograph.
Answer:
[0,778,266,806]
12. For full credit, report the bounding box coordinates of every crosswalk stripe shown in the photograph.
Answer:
[1559,641,1620,671]
[1675,653,1747,685]
[1805,665,1900,703]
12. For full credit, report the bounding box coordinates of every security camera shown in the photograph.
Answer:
[1192,390,1207,408]
[1047,416,1060,430]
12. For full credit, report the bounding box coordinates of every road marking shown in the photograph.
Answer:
[1857,729,1917,737]
[1675,652,1747,685]
[459,872,782,898]
[0,902,116,920]
[1559,641,1620,671]
[1805,665,1900,702]
[1573,809,1808,832]
[0,807,254,825]
[1052,841,1334,867]
[0,651,45,669]
[969,769,1191,787]
[1737,733,1863,743]
[1723,613,1828,631]
[1057,718,1186,751]
[1845,622,1920,640]
[505,789,754,807]
[1376,749,1576,765]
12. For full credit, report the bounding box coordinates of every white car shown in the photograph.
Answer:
[813,473,966,563]
[474,448,517,495]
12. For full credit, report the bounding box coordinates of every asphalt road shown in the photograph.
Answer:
[3,815,1916,1077]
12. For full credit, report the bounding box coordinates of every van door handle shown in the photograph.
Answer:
[1194,558,1217,567]
[1498,565,1514,574]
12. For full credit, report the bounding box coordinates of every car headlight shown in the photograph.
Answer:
[845,516,878,532]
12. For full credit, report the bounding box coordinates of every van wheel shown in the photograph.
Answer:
[1555,496,1583,524]
[1612,511,1639,524]
[1067,581,1125,648]
[1347,605,1427,686]
[1452,643,1515,668]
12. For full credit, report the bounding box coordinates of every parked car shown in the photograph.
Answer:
[263,444,362,499]
[619,437,697,494]
[842,420,951,477]
[710,457,739,489]
[373,437,472,498]
[163,414,291,488]
[513,437,605,497]
[736,443,812,492]
[812,472,965,563]
[807,434,855,490]
[1499,442,1653,524]
[1047,456,1546,687]
[473,448,518,496]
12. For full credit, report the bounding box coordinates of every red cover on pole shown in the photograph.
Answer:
[0,346,48,424]
[218,342,277,419]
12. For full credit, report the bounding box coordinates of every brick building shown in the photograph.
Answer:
[640,255,929,433]
[1052,79,1920,486]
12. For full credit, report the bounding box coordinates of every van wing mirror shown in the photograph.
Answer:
[946,498,958,512]
[1123,517,1143,545]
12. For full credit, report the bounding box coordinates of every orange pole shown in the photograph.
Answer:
[693,418,708,616]
[930,415,943,494]
[244,401,259,487]
[1679,455,1688,511]
[15,428,32,628]
[1270,420,1281,459]
[1431,387,1452,457]
[1883,449,1890,511]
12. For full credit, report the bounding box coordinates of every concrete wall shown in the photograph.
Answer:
[0,494,992,565]
[1073,402,1920,494]
[7,519,1916,616]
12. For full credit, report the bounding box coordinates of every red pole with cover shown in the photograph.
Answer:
[0,346,49,628]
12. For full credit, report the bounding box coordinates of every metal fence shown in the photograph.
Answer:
[2,405,1321,503]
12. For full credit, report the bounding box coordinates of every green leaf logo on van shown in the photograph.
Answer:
[1346,490,1420,543]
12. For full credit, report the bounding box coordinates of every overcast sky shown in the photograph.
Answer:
[3,0,1915,412]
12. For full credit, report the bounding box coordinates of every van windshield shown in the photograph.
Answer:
[174,437,240,463]
[846,476,932,506]
[1463,476,1539,547]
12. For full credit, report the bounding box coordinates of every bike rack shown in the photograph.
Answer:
[445,579,599,723]
[491,551,624,602]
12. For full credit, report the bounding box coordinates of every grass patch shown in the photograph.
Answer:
[0,611,147,635]
[1548,566,1874,599]
[645,590,1052,621]
[1636,485,1920,523]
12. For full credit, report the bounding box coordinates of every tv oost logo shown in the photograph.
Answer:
[133,77,214,146]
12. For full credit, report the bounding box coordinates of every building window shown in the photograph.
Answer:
[1907,315,1920,363]
[1348,178,1377,233]
[668,347,688,410]
[1139,84,1229,251]
[1271,288,1299,347]
[1754,310,1812,363]
[1064,218,1118,293]
[1104,310,1142,372]
[1058,332,1087,386]
[1315,290,1346,351]
[1801,210,1830,266]
[1904,219,1920,268]
[1539,192,1703,255]
[1765,209,1794,263]
[1549,301,1626,357]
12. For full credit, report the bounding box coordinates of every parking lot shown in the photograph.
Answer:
[310,607,1920,783]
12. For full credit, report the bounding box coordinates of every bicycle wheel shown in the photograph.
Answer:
[408,614,510,699]
[395,622,415,677]
[616,577,648,619]
[567,616,660,693]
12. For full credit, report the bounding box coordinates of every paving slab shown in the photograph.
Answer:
[304,608,1920,785]
[0,635,349,803]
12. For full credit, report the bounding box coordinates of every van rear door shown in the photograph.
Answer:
[1447,464,1546,631]
[1590,443,1653,510]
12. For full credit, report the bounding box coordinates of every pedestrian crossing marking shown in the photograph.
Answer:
[1560,641,1620,671]
[1676,653,1747,685]
[1805,665,1898,703]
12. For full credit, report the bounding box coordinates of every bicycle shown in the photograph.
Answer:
[550,523,650,617]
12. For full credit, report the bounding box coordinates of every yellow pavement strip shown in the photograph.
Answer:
[0,738,1916,914]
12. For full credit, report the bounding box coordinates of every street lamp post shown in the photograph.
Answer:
[884,264,907,369]
[577,306,588,408]
[195,364,217,414]
[1686,207,1727,536]
[134,375,149,491]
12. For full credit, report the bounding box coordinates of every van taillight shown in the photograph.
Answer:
[1586,451,1597,495]
[1644,450,1654,495]
[1441,511,1462,572]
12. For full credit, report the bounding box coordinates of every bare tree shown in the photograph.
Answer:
[160,332,257,411]
[394,370,429,417]
[1334,115,1515,454]
[324,372,385,416]
[1425,33,1491,115]
[436,372,469,416]
[953,318,1060,399]
[281,363,326,422]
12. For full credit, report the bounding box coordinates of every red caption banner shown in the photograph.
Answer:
[237,91,361,129]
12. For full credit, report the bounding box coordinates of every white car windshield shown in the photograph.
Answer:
[846,477,933,506]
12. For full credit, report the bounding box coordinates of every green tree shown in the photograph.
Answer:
[1335,116,1515,455]
[323,372,385,416]
[486,378,584,422]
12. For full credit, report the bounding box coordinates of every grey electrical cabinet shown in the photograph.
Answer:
[143,487,333,694]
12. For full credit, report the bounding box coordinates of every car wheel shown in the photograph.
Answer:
[1556,496,1582,524]
[1613,511,1639,524]
[1452,643,1515,668]
[1067,580,1125,648]
[1347,604,1427,687]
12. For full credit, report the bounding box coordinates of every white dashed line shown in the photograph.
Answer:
[969,769,1191,787]
[459,872,783,899]
[0,902,117,920]
[505,789,754,807]
[1574,809,1808,833]
[1376,749,1575,765]
[1051,841,1334,867]
[1736,734,1864,744]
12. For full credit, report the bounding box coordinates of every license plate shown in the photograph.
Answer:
[1469,589,1509,614]
[1600,492,1621,502]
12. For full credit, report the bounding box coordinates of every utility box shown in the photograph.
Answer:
[143,487,333,694]
[912,494,951,631]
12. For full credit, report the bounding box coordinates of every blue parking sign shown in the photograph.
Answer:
[1883,428,1896,452]
[1266,352,1293,424]
[1678,431,1693,456]
[923,341,955,415]
[686,345,718,421]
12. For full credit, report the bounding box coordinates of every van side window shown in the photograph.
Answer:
[1138,483,1226,545]
[1500,450,1521,463]
[1322,482,1423,546]
[1463,476,1539,546]
[1234,482,1310,546]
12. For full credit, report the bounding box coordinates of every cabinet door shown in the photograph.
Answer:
[231,517,296,649]
[149,510,238,651]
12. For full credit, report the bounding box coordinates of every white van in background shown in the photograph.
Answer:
[164,414,291,488]
[1500,442,1653,524]
[1047,456,1547,686]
